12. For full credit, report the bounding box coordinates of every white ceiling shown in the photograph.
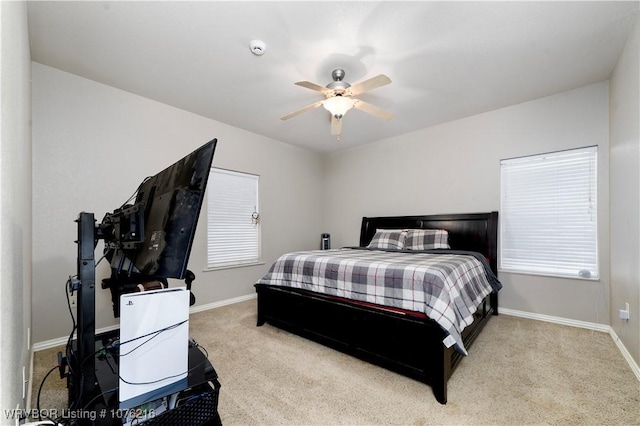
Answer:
[27,1,639,153]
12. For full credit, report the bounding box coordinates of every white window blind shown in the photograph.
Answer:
[207,168,260,268]
[500,146,598,279]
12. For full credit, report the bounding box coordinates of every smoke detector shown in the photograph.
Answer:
[249,40,266,56]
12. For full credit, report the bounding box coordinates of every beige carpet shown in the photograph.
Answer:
[32,299,640,425]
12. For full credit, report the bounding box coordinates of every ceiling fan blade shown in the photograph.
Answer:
[353,100,394,120]
[331,115,342,136]
[281,101,323,120]
[294,81,328,93]
[347,74,391,96]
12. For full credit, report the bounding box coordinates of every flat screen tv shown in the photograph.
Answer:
[102,139,217,281]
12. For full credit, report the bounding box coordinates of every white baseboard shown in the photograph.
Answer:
[501,308,640,380]
[26,347,34,412]
[33,293,258,352]
[500,308,611,332]
[608,327,640,381]
[33,323,120,352]
[189,293,256,314]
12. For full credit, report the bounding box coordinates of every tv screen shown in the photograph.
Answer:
[134,139,217,278]
[105,139,217,280]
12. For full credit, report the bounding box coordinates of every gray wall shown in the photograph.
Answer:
[0,0,32,413]
[31,63,324,343]
[322,82,610,325]
[609,15,640,366]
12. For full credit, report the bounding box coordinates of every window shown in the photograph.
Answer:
[207,168,260,269]
[500,146,598,279]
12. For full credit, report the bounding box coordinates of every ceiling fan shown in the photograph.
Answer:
[281,69,393,139]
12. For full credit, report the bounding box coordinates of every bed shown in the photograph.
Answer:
[254,212,500,404]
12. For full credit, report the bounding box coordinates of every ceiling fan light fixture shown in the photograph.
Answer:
[322,96,355,119]
[282,69,392,139]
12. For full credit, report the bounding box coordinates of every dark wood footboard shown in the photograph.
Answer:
[255,283,498,404]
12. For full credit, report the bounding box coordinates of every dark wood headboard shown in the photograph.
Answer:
[359,212,499,274]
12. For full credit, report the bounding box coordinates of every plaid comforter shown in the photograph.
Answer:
[256,248,502,355]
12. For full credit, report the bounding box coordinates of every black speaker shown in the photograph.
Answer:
[321,233,330,250]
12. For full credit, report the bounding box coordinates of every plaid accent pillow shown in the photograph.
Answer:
[405,229,450,250]
[367,229,407,250]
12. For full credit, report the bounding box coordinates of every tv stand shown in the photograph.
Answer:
[67,212,221,425]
